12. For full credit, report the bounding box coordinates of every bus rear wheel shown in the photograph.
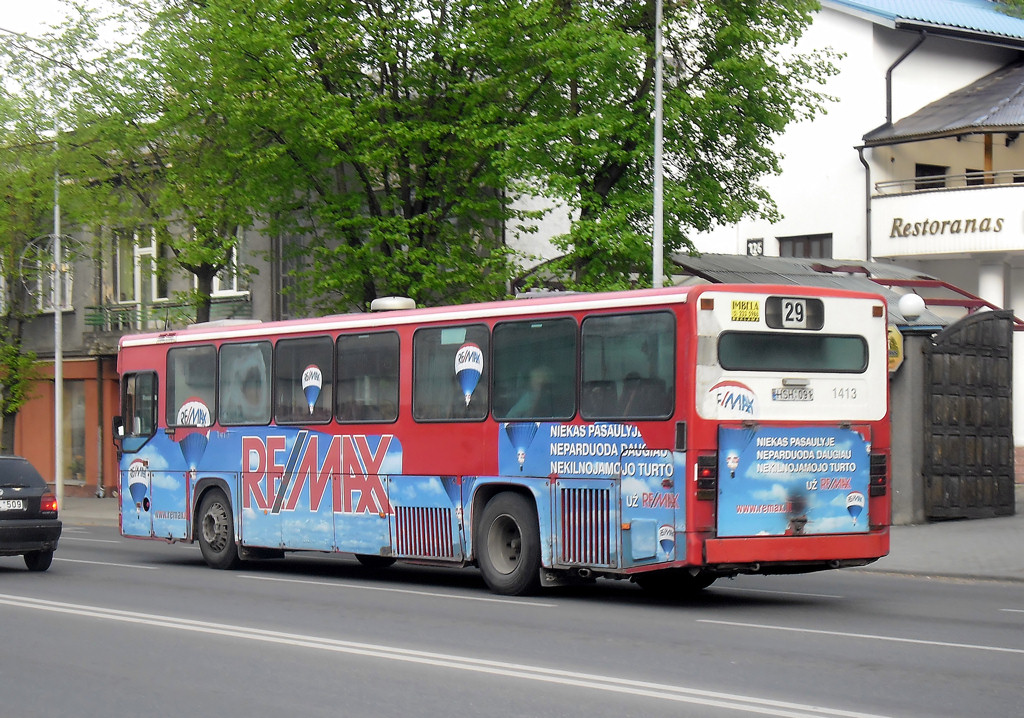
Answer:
[477,492,541,596]
[197,488,241,570]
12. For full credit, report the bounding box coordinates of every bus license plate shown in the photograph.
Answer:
[0,499,24,511]
[772,387,813,402]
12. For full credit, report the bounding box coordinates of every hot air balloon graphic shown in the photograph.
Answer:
[454,342,483,406]
[846,491,865,525]
[658,524,675,554]
[725,453,739,478]
[176,398,212,478]
[302,364,322,414]
[505,422,539,470]
[127,459,150,518]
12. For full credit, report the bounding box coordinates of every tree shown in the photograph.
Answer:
[29,0,832,313]
[0,89,50,451]
[505,0,836,289]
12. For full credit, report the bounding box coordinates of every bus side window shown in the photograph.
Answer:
[336,332,399,423]
[275,336,334,424]
[121,371,158,453]
[492,318,577,421]
[413,325,489,422]
[219,342,272,425]
[581,312,675,420]
[166,345,217,426]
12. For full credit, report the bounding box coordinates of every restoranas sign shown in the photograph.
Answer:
[890,216,1004,237]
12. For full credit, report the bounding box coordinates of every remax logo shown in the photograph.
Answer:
[710,380,757,418]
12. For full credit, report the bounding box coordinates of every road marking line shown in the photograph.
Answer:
[0,592,892,718]
[699,619,1024,655]
[57,537,121,544]
[716,586,843,599]
[238,574,557,607]
[999,608,1024,614]
[53,558,159,570]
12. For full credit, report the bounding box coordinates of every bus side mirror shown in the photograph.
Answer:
[111,416,124,441]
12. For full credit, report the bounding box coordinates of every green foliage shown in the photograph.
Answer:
[999,0,1024,20]
[0,88,51,422]
[5,0,830,312]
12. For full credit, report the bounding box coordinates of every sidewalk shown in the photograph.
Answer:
[57,485,1024,582]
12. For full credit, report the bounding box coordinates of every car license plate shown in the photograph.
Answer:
[772,387,813,402]
[0,499,25,511]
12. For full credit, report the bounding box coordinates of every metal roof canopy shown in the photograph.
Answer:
[670,253,1024,329]
[863,60,1024,147]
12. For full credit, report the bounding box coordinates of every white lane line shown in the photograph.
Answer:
[238,574,557,607]
[0,592,892,718]
[54,558,159,570]
[58,537,122,544]
[999,608,1024,614]
[699,619,1024,655]
[716,586,843,599]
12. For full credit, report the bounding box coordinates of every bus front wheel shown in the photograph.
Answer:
[197,489,241,570]
[477,492,541,596]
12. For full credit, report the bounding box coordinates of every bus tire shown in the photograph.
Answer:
[24,550,54,572]
[355,554,396,570]
[477,492,541,596]
[197,488,241,570]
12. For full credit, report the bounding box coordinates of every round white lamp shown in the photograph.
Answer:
[897,293,926,321]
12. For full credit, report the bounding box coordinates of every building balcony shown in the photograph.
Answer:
[869,174,1024,259]
[83,295,252,355]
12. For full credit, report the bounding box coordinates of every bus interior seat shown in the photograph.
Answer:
[620,376,668,416]
[581,379,619,416]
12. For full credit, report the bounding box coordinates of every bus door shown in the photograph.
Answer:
[331,433,400,558]
[618,448,681,567]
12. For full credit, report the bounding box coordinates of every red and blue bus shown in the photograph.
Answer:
[113,284,890,595]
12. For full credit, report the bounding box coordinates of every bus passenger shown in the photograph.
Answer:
[507,366,554,418]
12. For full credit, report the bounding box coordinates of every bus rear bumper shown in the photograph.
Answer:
[703,530,889,568]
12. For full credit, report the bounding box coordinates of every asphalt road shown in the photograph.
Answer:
[0,525,1021,718]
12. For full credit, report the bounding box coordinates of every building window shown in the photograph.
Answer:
[778,234,832,259]
[915,163,947,190]
[63,380,86,485]
[965,169,986,186]
[213,244,240,295]
[25,242,73,313]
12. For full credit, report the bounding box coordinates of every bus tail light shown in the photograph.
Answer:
[696,454,717,501]
[869,453,887,496]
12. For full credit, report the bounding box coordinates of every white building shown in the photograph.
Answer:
[685,0,1024,467]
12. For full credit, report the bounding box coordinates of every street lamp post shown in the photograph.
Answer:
[53,120,64,510]
[652,0,665,289]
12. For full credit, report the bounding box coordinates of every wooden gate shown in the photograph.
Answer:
[923,310,1015,519]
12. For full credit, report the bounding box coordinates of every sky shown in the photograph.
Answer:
[1,1,67,36]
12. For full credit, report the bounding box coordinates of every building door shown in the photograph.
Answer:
[923,310,1015,518]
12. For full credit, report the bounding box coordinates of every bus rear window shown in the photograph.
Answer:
[718,332,868,373]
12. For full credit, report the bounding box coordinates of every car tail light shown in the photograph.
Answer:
[869,453,887,497]
[40,493,58,514]
[696,454,717,501]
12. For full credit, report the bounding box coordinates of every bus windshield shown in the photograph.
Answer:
[718,332,867,373]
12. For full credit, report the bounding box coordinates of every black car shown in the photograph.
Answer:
[0,456,62,571]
